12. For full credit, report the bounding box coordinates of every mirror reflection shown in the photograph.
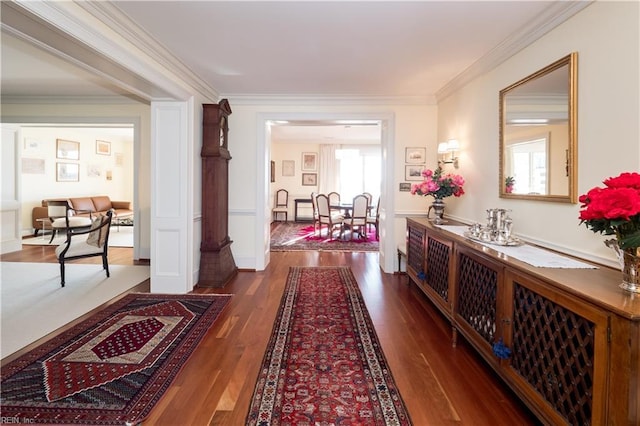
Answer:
[499,53,577,203]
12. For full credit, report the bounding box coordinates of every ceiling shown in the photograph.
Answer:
[1,1,583,141]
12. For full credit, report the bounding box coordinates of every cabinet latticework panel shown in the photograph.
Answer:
[457,253,497,343]
[511,284,595,426]
[426,237,450,301]
[407,226,425,274]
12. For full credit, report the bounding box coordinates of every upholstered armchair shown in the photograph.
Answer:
[55,210,113,287]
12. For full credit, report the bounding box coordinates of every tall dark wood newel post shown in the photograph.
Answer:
[197,100,237,287]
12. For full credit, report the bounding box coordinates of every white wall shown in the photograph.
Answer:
[19,127,133,233]
[270,143,320,220]
[437,1,640,267]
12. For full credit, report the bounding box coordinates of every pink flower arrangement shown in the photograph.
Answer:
[410,167,465,200]
[579,172,640,250]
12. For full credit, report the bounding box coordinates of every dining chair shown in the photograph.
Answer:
[362,192,373,206]
[367,196,380,240]
[55,210,113,287]
[310,192,320,233]
[327,191,342,215]
[341,194,369,240]
[272,189,289,222]
[47,200,93,243]
[316,194,344,238]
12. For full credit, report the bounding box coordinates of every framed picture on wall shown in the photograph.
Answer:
[405,165,424,181]
[405,147,426,164]
[301,152,317,171]
[282,160,295,176]
[56,139,80,160]
[399,182,412,192]
[271,161,275,182]
[302,173,317,186]
[56,162,80,182]
[96,140,111,156]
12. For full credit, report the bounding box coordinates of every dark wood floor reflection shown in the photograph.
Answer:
[2,247,537,425]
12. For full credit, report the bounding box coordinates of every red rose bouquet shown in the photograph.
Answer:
[578,172,640,250]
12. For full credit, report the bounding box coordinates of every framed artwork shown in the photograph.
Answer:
[56,162,80,182]
[270,160,275,182]
[56,139,80,160]
[22,158,45,174]
[301,152,317,171]
[282,160,295,176]
[399,182,412,192]
[405,165,424,181]
[302,173,317,186]
[405,147,426,164]
[96,140,111,156]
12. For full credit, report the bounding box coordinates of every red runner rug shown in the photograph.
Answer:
[1,293,231,425]
[247,267,412,425]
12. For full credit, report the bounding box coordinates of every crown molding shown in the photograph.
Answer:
[222,94,436,106]
[1,94,147,105]
[435,1,593,102]
[5,1,219,102]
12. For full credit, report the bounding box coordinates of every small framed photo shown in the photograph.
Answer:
[56,162,80,182]
[405,147,426,164]
[56,139,80,160]
[270,160,276,183]
[302,173,317,186]
[282,160,295,176]
[405,165,424,181]
[301,152,317,171]
[96,140,111,156]
[399,182,412,192]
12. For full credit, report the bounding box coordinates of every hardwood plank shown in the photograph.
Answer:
[2,247,538,425]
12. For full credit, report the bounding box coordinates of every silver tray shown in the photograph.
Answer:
[463,231,523,247]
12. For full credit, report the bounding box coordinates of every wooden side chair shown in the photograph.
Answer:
[316,194,344,238]
[310,192,320,233]
[367,196,380,240]
[55,210,113,287]
[47,200,93,243]
[272,189,289,222]
[341,194,369,240]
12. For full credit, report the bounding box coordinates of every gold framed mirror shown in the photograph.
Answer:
[499,52,577,203]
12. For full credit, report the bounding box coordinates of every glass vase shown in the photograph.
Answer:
[428,198,446,225]
[605,239,640,293]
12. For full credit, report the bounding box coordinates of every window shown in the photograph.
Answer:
[336,145,381,202]
[507,136,548,194]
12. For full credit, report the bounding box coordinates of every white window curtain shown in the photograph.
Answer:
[318,144,340,194]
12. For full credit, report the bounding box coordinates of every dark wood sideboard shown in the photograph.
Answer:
[406,217,639,426]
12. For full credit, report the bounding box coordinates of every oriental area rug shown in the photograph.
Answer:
[247,267,412,425]
[1,293,232,425]
[270,222,379,252]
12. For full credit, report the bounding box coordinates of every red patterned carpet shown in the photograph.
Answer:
[247,267,412,425]
[270,222,379,252]
[1,293,231,425]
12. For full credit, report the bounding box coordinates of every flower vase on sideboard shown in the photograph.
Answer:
[605,239,640,293]
[428,198,446,225]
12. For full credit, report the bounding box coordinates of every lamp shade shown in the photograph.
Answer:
[447,139,460,151]
[437,142,449,153]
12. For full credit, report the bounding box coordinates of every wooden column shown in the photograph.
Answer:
[197,100,237,287]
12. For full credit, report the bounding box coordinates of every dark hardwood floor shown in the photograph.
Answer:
[2,244,538,425]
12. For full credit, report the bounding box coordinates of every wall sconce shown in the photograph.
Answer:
[437,139,460,168]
